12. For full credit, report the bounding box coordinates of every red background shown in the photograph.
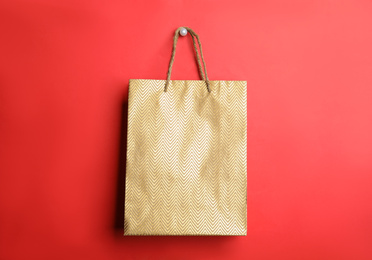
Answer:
[1,0,372,259]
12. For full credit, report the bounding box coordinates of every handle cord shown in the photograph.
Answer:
[164,27,210,93]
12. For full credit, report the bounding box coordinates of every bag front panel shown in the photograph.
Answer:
[125,79,247,235]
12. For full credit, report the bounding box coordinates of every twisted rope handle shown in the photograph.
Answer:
[164,27,211,93]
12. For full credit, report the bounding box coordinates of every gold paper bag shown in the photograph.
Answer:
[124,27,247,236]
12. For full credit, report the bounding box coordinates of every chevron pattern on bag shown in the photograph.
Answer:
[124,79,247,236]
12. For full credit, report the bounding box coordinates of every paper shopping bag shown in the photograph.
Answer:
[124,27,247,236]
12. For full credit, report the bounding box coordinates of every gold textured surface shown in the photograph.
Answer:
[124,79,247,236]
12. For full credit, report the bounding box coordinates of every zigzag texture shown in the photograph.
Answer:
[124,79,247,236]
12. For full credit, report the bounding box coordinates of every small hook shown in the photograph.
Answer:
[179,27,188,36]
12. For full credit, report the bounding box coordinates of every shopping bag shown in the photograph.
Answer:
[124,27,247,235]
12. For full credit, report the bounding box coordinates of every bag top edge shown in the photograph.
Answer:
[129,79,247,83]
